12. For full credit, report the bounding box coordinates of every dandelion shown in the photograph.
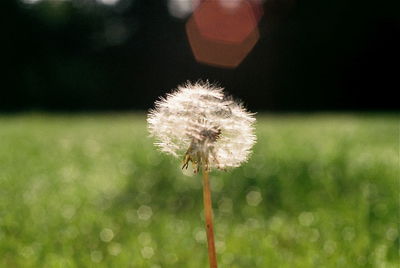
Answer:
[148,81,256,172]
[147,81,256,268]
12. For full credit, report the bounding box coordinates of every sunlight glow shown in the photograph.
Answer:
[168,0,200,19]
[20,0,42,4]
[97,0,120,6]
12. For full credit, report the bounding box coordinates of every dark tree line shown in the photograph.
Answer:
[1,0,398,111]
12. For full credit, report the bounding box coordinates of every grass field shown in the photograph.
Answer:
[0,113,398,267]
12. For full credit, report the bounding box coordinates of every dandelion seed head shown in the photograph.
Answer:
[147,81,256,172]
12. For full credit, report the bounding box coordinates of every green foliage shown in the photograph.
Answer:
[0,114,398,267]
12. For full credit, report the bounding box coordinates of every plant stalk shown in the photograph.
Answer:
[202,168,218,268]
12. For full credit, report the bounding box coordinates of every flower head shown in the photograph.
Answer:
[147,81,256,173]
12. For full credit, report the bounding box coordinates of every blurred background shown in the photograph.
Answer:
[0,0,398,267]
[1,0,399,111]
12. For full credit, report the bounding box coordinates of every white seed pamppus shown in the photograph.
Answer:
[147,81,256,173]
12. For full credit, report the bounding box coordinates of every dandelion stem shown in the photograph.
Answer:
[202,168,218,268]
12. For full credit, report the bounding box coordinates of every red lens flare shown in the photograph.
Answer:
[193,0,261,44]
[186,16,259,68]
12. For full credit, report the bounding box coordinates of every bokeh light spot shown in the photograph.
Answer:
[194,229,206,243]
[137,205,153,221]
[386,227,398,241]
[246,190,262,206]
[323,240,337,255]
[216,240,226,253]
[20,246,35,258]
[108,242,122,256]
[90,250,103,263]
[141,246,154,259]
[218,197,233,214]
[138,232,152,245]
[100,228,114,242]
[61,205,76,220]
[342,226,355,241]
[298,211,314,227]
[310,228,320,242]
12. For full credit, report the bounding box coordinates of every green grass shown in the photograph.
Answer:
[0,113,398,267]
